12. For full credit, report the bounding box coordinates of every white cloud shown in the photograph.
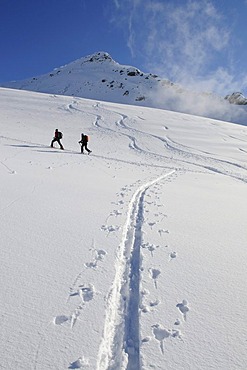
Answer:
[111,0,247,96]
[142,1,230,80]
[149,79,247,125]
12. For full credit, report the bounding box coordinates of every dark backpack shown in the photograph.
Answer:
[57,131,63,139]
[81,134,88,142]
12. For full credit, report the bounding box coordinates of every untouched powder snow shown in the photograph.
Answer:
[0,87,247,369]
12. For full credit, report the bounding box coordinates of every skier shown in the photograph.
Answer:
[78,133,91,154]
[50,129,64,150]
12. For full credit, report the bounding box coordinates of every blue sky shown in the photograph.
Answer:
[1,0,247,96]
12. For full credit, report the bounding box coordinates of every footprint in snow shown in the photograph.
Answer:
[95,249,107,261]
[140,291,160,312]
[152,324,171,354]
[158,229,169,237]
[84,261,97,269]
[169,251,177,261]
[148,221,156,229]
[152,324,182,353]
[105,209,122,222]
[101,224,120,236]
[120,185,131,192]
[117,192,125,198]
[140,288,149,298]
[140,304,150,313]
[141,336,151,343]
[85,249,107,269]
[176,300,190,321]
[69,284,95,306]
[69,284,95,328]
[174,318,181,326]
[149,268,161,289]
[70,309,81,328]
[171,329,182,338]
[154,212,167,222]
[78,284,95,303]
[150,299,160,307]
[53,315,70,326]
[69,356,89,368]
[111,200,124,206]
[53,312,83,329]
[142,242,159,257]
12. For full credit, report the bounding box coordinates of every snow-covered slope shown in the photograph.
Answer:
[1,87,247,369]
[2,51,247,125]
[1,52,169,105]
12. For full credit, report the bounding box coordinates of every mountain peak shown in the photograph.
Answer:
[1,51,166,106]
[55,51,115,72]
[1,51,247,125]
[84,51,113,63]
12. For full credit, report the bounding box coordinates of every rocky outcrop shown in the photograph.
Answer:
[225,92,247,105]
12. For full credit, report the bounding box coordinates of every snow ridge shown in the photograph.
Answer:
[2,51,247,125]
[97,170,175,370]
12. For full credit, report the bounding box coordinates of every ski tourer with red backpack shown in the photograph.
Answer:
[78,133,91,154]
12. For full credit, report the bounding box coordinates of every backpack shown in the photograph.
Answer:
[85,135,89,142]
[58,131,63,139]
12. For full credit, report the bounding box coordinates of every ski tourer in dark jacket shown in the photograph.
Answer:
[50,129,64,150]
[78,133,91,154]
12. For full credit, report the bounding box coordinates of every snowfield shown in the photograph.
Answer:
[3,51,247,127]
[0,87,247,370]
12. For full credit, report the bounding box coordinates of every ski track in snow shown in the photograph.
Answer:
[3,102,247,184]
[90,104,247,184]
[0,159,16,174]
[96,170,176,370]
[3,99,247,368]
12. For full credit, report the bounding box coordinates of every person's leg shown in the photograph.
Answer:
[50,138,56,147]
[58,139,64,150]
[85,143,91,153]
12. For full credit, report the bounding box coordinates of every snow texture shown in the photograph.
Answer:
[0,86,247,370]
